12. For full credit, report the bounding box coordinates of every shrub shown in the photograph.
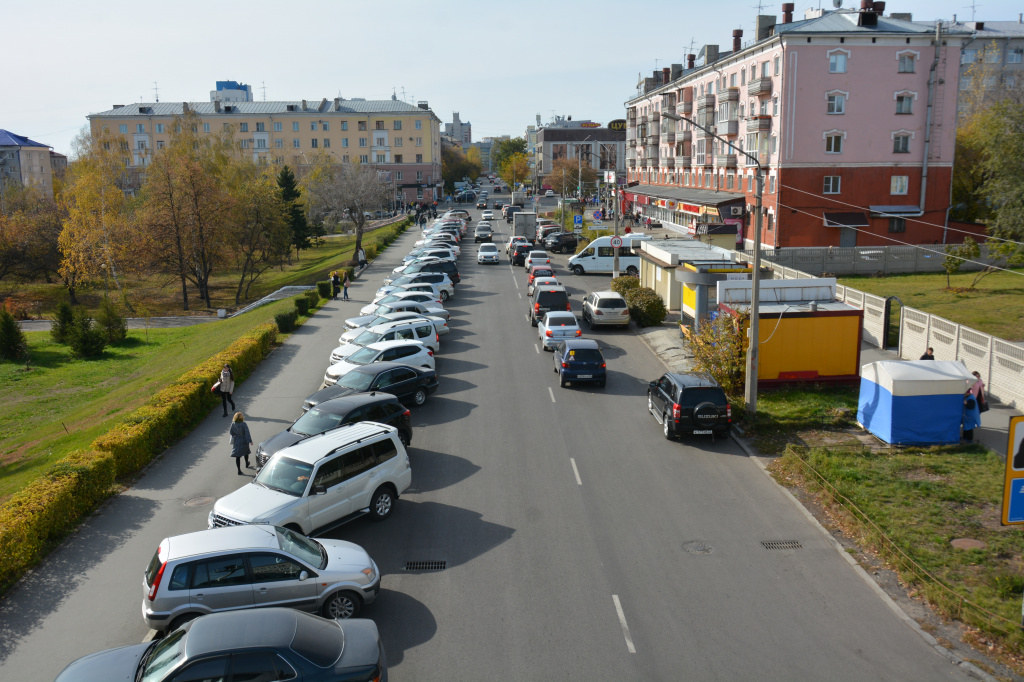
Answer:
[3,299,31,320]
[625,287,668,327]
[0,309,29,361]
[690,310,749,398]
[294,297,310,316]
[275,310,298,333]
[303,289,320,309]
[610,275,641,297]
[95,297,128,344]
[68,310,107,358]
[316,280,332,299]
[50,302,74,344]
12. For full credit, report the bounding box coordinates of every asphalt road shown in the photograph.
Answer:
[0,187,972,681]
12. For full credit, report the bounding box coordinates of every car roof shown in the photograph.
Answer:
[529,250,548,255]
[561,338,600,350]
[534,284,567,293]
[314,392,400,414]
[276,421,396,464]
[184,609,339,662]
[592,291,625,299]
[165,524,281,560]
[665,371,722,388]
[479,243,498,249]
[384,291,435,300]
[366,318,430,333]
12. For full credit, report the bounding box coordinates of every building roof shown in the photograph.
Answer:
[774,11,953,35]
[627,184,744,208]
[0,129,51,149]
[89,99,434,118]
[923,20,1024,38]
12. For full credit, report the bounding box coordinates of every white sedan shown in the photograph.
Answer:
[537,312,582,351]
[477,243,501,264]
[481,210,494,220]
[528,276,559,297]
[360,291,442,316]
[371,281,449,304]
[524,250,551,270]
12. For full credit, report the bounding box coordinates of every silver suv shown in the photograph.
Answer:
[581,291,630,329]
[142,524,380,633]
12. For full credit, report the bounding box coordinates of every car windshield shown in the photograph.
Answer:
[276,526,326,569]
[598,298,627,309]
[255,456,314,497]
[353,330,384,346]
[375,305,396,314]
[533,269,553,277]
[678,387,728,407]
[336,369,376,391]
[378,295,401,305]
[141,628,186,682]
[566,348,603,362]
[546,314,576,326]
[346,347,380,365]
[392,275,414,286]
[480,244,497,252]
[290,406,345,437]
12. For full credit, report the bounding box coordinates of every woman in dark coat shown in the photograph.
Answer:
[229,412,253,474]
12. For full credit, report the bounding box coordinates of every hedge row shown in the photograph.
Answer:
[0,323,278,593]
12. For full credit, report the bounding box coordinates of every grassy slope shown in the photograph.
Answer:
[837,268,1024,342]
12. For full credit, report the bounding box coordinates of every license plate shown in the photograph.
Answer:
[693,430,713,435]
[577,374,592,379]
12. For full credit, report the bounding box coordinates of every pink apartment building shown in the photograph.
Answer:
[623,3,982,248]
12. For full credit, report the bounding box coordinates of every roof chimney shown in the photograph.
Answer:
[334,97,341,110]
[732,29,743,52]
[182,102,190,114]
[319,97,328,112]
[687,53,696,69]
[213,100,221,113]
[755,15,777,40]
[662,67,670,83]
[671,63,683,80]
[417,101,429,110]
[890,12,912,20]
[113,104,124,109]
[698,44,719,64]
[301,99,307,111]
[873,1,886,13]
[782,3,794,23]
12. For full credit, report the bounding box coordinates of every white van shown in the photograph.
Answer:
[567,234,651,276]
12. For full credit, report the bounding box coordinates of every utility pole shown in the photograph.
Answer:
[613,172,621,277]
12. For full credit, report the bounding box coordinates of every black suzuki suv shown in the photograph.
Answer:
[646,372,731,440]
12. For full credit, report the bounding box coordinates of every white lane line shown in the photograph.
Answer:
[142,630,159,643]
[518,292,522,299]
[612,595,636,654]
[534,344,540,354]
[548,387,556,403]
[570,458,582,485]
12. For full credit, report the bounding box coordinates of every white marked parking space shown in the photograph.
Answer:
[570,458,582,485]
[548,387,556,403]
[612,595,636,654]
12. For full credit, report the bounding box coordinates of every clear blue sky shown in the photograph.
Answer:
[3,0,1019,156]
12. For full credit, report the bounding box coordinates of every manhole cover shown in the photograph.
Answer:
[761,540,802,550]
[682,540,714,555]
[405,561,446,571]
[951,538,986,550]
[184,496,214,508]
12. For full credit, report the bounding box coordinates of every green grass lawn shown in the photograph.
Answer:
[837,269,1024,342]
[736,385,861,454]
[0,297,299,503]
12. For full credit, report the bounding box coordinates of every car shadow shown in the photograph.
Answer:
[364,590,436,668]
[437,339,478,354]
[413,396,475,425]
[430,375,477,395]
[402,448,480,494]
[433,358,487,376]
[557,371,648,398]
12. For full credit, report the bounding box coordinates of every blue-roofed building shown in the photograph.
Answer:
[0,129,56,199]
[211,80,253,103]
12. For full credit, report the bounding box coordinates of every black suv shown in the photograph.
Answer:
[529,285,571,327]
[544,232,579,254]
[510,242,533,266]
[646,372,731,440]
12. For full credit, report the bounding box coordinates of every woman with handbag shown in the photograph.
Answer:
[229,412,253,474]
[969,371,989,413]
[218,364,236,417]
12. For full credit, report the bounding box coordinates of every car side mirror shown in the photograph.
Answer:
[313,485,327,495]
[299,571,309,582]
[649,381,658,388]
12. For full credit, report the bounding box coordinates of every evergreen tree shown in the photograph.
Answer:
[0,309,29,361]
[277,166,310,259]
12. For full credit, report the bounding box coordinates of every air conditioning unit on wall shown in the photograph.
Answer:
[730,206,744,216]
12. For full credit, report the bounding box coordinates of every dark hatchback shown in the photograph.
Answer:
[510,242,533,266]
[403,259,460,284]
[304,361,439,411]
[647,372,731,440]
[553,339,606,388]
[256,392,413,467]
[55,608,386,682]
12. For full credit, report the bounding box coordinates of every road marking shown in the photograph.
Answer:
[534,344,539,354]
[142,629,159,643]
[612,595,636,653]
[548,387,556,403]
[518,292,522,299]
[570,458,582,485]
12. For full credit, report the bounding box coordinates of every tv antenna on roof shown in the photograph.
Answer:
[261,82,267,101]
[153,82,159,102]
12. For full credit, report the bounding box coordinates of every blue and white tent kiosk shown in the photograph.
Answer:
[857,360,975,445]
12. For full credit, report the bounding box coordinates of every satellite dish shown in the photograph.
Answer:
[832,0,842,7]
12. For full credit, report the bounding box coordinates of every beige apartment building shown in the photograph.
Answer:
[87,97,444,203]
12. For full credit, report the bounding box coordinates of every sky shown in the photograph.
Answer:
[3,0,1020,157]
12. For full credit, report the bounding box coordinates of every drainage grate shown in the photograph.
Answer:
[761,540,802,551]
[405,561,446,571]
[184,496,214,508]
[682,540,714,555]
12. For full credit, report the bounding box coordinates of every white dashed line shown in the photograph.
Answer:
[612,595,636,653]
[534,344,540,354]
[548,387,556,403]
[518,292,522,299]
[570,458,582,485]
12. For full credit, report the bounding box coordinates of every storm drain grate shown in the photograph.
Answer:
[405,561,447,571]
[761,540,802,551]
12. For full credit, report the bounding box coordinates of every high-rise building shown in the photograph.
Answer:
[444,112,471,146]
[211,81,254,103]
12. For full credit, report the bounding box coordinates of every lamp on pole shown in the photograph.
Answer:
[576,135,592,200]
[661,110,764,416]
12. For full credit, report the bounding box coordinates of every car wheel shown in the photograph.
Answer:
[530,316,538,327]
[647,395,655,415]
[399,430,411,447]
[167,613,198,634]
[663,412,675,440]
[369,486,396,521]
[560,377,567,388]
[626,266,639,277]
[413,388,428,406]
[440,291,449,301]
[572,265,584,276]
[322,590,361,620]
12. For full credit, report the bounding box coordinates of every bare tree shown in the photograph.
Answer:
[314,162,391,257]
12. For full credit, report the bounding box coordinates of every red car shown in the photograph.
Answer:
[527,265,555,286]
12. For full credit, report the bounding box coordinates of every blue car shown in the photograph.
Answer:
[553,339,606,388]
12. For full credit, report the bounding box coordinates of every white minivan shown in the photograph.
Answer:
[567,234,651,276]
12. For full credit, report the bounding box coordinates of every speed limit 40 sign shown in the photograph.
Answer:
[610,236,623,248]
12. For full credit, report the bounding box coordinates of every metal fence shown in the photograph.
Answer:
[769,264,1024,409]
[739,243,997,276]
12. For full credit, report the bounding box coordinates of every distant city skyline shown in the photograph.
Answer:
[3,0,1019,157]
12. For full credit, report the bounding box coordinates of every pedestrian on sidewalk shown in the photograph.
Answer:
[920,347,935,360]
[357,247,367,269]
[342,272,351,301]
[229,412,253,474]
[219,364,236,417]
[962,393,981,443]
[969,371,988,412]
[331,271,341,300]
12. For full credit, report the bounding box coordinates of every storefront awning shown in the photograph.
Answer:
[631,184,744,209]
[823,212,870,228]
[868,205,923,216]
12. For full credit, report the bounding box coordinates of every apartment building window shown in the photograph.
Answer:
[275,139,283,148]
[827,92,846,114]
[377,154,386,162]
[256,139,267,149]
[415,154,423,163]
[741,68,746,85]
[896,94,914,114]
[396,171,403,180]
[695,139,706,165]
[417,188,424,200]
[240,140,250,149]
[898,54,916,72]
[155,123,164,134]
[311,139,318,148]
[761,61,770,77]
[310,122,317,131]
[730,73,737,87]
[341,121,348,131]
[274,122,282,132]
[358,121,367,131]
[156,140,164,149]
[415,120,422,129]
[684,171,691,185]
[256,122,265,132]
[136,123,145,133]
[823,176,841,194]
[137,140,147,150]
[1009,49,1023,64]
[359,138,367,147]
[889,218,906,233]
[893,134,910,153]
[891,175,909,195]
[293,139,300,148]
[415,137,423,146]
[394,121,402,130]
[343,155,350,163]
[984,48,1001,63]
[119,124,128,133]
[828,51,848,73]
[203,123,210,133]
[293,122,300,132]
[769,174,776,193]
[395,137,402,146]
[374,136,386,147]
[372,121,382,130]
[342,139,349,147]
[727,174,734,189]
[395,155,403,163]
[774,56,781,75]
[759,100,769,115]
[825,133,843,154]
[240,123,248,132]
[962,49,978,64]
[359,154,368,163]
[771,135,778,154]
[322,122,329,131]
[750,65,757,80]
[416,171,423,182]
[772,97,779,115]
[704,173,711,188]
[324,139,330,148]
[960,76,971,90]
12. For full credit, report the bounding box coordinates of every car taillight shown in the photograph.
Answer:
[147,561,166,601]
[672,403,681,420]
[726,404,732,422]
[601,362,607,368]
[566,303,572,311]
[545,330,553,337]
[535,303,541,311]
[575,330,582,337]
[428,350,434,357]
[436,333,440,343]
[562,362,569,368]
[595,309,604,315]
[402,409,411,418]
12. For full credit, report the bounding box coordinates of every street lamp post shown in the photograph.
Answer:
[661,110,764,416]
[576,136,592,200]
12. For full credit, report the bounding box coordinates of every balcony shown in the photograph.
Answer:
[696,93,716,110]
[746,116,772,132]
[645,134,660,146]
[675,155,691,167]
[677,130,691,142]
[719,88,740,103]
[644,149,660,163]
[663,131,675,145]
[628,158,637,168]
[748,77,772,97]
[664,157,675,169]
[744,151,770,167]
[695,155,713,167]
[716,119,739,136]
[694,126,712,139]
[716,154,737,168]
[676,101,692,115]
[650,110,661,121]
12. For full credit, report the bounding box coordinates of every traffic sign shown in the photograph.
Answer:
[593,210,603,220]
[610,236,623,248]
[573,215,583,226]
[1003,416,1024,524]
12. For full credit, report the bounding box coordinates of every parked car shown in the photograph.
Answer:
[342,310,449,340]
[329,318,439,364]
[210,422,412,535]
[510,242,533,266]
[545,189,555,197]
[524,250,551,270]
[303,362,439,412]
[61,608,386,681]
[258,393,412,466]
[528,285,571,327]
[553,339,607,388]
[141,525,380,633]
[647,372,732,440]
[478,243,501,264]
[323,340,434,387]
[528,275,559,297]
[402,247,456,264]
[380,280,452,302]
[537,311,582,350]
[346,301,450,330]
[581,291,630,328]
[386,259,460,285]
[474,224,493,243]
[359,291,441,316]
[544,231,579,254]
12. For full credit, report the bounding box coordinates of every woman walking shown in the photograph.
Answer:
[229,413,253,474]
[357,247,367,269]
[331,271,341,300]
[219,364,236,417]
[342,271,351,301]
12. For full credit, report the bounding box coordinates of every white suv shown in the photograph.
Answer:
[210,422,412,536]
[329,319,439,365]
[323,339,435,387]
